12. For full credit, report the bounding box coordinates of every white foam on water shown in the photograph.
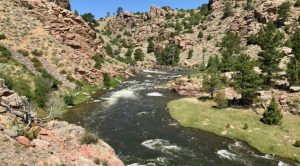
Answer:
[103,88,137,106]
[141,139,183,155]
[127,163,146,166]
[146,92,164,97]
[137,112,149,116]
[278,161,290,166]
[143,69,167,74]
[146,75,153,78]
[217,150,238,160]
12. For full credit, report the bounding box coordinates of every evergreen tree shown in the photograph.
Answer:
[125,48,133,57]
[287,29,300,85]
[175,22,183,31]
[278,1,291,23]
[134,48,145,61]
[116,7,124,16]
[256,22,284,86]
[105,44,113,56]
[103,73,111,87]
[234,54,262,105]
[261,98,283,125]
[74,10,79,16]
[219,31,242,72]
[198,31,204,39]
[156,45,180,66]
[245,0,254,10]
[207,55,220,70]
[295,0,300,7]
[222,1,233,19]
[147,39,155,53]
[187,49,193,59]
[202,68,223,98]
[81,13,99,27]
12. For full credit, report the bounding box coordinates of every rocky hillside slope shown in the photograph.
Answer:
[97,0,300,67]
[0,0,131,86]
[0,78,124,165]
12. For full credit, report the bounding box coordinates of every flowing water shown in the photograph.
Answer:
[63,69,295,166]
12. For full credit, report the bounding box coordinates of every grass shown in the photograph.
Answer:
[168,98,300,163]
[72,84,103,105]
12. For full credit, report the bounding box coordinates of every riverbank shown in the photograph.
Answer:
[168,98,300,163]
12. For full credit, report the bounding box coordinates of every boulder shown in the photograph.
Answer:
[16,136,31,147]
[290,86,300,92]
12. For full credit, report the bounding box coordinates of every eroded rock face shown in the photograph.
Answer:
[0,79,24,110]
[149,6,166,19]
[47,0,70,9]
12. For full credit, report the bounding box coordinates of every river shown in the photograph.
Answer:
[63,69,295,166]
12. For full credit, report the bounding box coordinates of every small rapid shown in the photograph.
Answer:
[63,69,296,166]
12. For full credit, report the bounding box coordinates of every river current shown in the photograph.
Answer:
[63,69,295,166]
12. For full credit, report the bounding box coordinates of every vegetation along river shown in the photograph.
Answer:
[63,69,296,166]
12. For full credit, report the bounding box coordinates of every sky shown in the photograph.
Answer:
[70,0,208,18]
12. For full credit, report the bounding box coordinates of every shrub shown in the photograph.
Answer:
[104,44,113,56]
[81,13,99,27]
[103,73,111,87]
[156,45,180,66]
[17,49,29,56]
[261,98,283,125]
[0,34,6,40]
[295,0,300,7]
[198,31,203,39]
[222,1,233,19]
[33,76,54,108]
[134,48,145,61]
[294,140,300,147]
[207,34,212,41]
[278,1,291,23]
[124,31,131,36]
[92,54,104,69]
[0,45,11,58]
[31,49,43,56]
[94,158,101,165]
[214,91,228,109]
[125,48,133,57]
[64,95,74,106]
[147,39,155,53]
[243,123,249,130]
[80,131,98,144]
[187,49,193,59]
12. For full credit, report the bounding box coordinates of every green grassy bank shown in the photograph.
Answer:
[168,98,300,163]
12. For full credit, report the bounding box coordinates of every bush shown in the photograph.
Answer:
[294,140,300,147]
[103,73,111,87]
[147,39,155,53]
[17,49,29,56]
[198,31,203,39]
[31,49,43,56]
[222,1,233,19]
[261,98,283,125]
[187,49,193,59]
[214,91,228,109]
[134,48,145,61]
[80,131,98,144]
[64,95,74,106]
[156,45,180,66]
[93,54,104,69]
[104,44,113,56]
[295,0,300,7]
[0,34,6,40]
[0,45,11,58]
[125,48,133,57]
[207,34,212,41]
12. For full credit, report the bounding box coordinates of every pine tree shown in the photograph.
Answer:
[103,73,111,87]
[256,22,284,86]
[234,54,262,105]
[198,31,204,39]
[287,29,300,85]
[220,31,242,72]
[81,13,99,27]
[295,0,300,7]
[187,49,193,59]
[245,0,254,10]
[147,39,155,53]
[261,98,283,125]
[74,10,79,16]
[203,61,223,98]
[134,48,145,61]
[278,1,291,23]
[222,1,233,19]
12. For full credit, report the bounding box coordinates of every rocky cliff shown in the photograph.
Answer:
[0,78,124,166]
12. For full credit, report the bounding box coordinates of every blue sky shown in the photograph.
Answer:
[70,0,208,18]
